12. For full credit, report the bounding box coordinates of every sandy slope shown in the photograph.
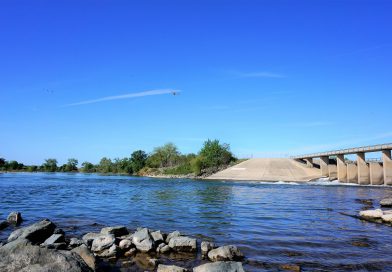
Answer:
[206,158,322,182]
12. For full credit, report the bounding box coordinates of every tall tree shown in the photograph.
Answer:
[130,150,147,173]
[42,159,58,172]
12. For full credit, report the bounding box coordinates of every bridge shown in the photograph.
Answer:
[292,143,392,185]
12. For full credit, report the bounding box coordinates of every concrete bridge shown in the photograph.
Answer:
[292,143,392,185]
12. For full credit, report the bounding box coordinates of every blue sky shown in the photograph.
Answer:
[1,0,392,165]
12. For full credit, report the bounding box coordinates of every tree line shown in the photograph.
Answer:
[0,139,238,176]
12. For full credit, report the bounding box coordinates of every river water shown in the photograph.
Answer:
[1,173,392,271]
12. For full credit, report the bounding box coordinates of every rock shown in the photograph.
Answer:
[7,219,56,244]
[149,258,159,268]
[91,234,115,252]
[201,241,216,255]
[382,213,392,223]
[41,234,65,246]
[208,245,244,261]
[82,232,100,247]
[1,238,31,251]
[132,228,154,252]
[359,209,383,220]
[166,230,181,243]
[72,244,96,271]
[6,212,22,225]
[96,244,118,258]
[380,198,392,207]
[169,236,197,252]
[100,226,129,237]
[54,228,65,235]
[158,264,188,272]
[69,238,84,248]
[193,261,244,272]
[161,245,171,253]
[119,239,133,250]
[0,220,9,230]
[124,247,137,257]
[151,230,165,243]
[0,244,92,272]
[279,264,301,272]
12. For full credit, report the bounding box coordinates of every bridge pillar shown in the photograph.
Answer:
[369,162,383,185]
[382,150,392,185]
[320,156,329,176]
[328,164,337,180]
[304,158,313,167]
[337,154,347,182]
[357,152,370,185]
[347,163,358,183]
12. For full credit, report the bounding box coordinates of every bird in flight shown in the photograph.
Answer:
[172,91,179,96]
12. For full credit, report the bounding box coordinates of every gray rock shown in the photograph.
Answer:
[382,213,392,223]
[41,234,65,246]
[0,244,92,272]
[100,226,129,237]
[151,230,164,243]
[158,264,188,272]
[124,247,137,257]
[380,198,392,207]
[201,241,216,255]
[166,230,181,243]
[161,245,171,253]
[95,244,118,258]
[7,219,56,244]
[119,239,133,250]
[45,242,67,250]
[208,245,244,261]
[168,236,197,252]
[69,238,84,248]
[132,228,154,252]
[72,244,96,271]
[82,232,100,247]
[359,209,383,220]
[7,212,22,225]
[0,220,9,230]
[91,234,115,252]
[1,238,31,251]
[193,261,244,272]
[149,258,159,268]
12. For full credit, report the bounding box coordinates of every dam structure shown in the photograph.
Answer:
[292,143,392,186]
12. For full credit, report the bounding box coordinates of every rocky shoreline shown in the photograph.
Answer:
[0,214,245,272]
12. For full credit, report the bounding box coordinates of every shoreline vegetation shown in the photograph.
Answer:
[0,139,246,179]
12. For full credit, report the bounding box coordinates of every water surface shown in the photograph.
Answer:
[1,173,392,271]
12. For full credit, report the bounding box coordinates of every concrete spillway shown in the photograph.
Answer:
[207,158,322,182]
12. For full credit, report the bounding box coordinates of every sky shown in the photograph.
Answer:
[1,0,392,165]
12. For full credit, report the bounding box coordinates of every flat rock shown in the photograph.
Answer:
[7,219,56,244]
[91,234,115,252]
[119,239,133,250]
[132,228,154,252]
[151,230,165,243]
[158,264,188,272]
[201,241,216,255]
[166,231,181,243]
[100,226,129,237]
[208,245,244,261]
[82,232,100,247]
[7,212,22,225]
[0,244,92,272]
[41,234,65,246]
[69,238,84,248]
[95,244,118,258]
[72,244,96,271]
[359,209,383,220]
[380,198,392,207]
[193,261,244,272]
[168,236,197,252]
[382,213,392,223]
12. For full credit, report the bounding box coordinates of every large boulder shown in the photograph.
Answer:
[7,219,56,244]
[193,261,244,272]
[91,234,115,252]
[207,245,244,261]
[100,226,129,237]
[166,231,181,243]
[0,244,92,272]
[71,244,96,271]
[132,228,154,252]
[380,198,392,207]
[168,236,197,252]
[157,264,188,272]
[7,212,22,225]
[82,232,101,247]
[359,209,383,220]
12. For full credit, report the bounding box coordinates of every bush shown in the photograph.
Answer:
[198,139,235,170]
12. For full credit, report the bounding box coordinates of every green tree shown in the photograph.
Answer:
[150,143,180,167]
[98,157,112,173]
[81,162,96,173]
[42,159,58,172]
[130,150,147,173]
[198,139,235,170]
[113,158,133,174]
[0,158,5,168]
[64,158,78,172]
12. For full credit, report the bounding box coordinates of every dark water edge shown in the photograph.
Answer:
[1,172,392,271]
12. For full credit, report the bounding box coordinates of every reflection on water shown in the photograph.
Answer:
[1,173,392,271]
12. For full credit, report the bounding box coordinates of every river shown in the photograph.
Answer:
[1,173,392,271]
